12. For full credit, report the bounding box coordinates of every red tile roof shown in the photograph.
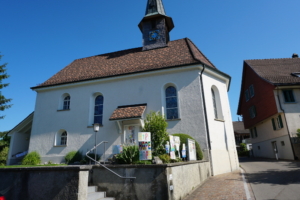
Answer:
[32,38,216,89]
[109,104,147,121]
[245,58,300,85]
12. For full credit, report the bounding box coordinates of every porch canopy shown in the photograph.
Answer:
[109,103,147,133]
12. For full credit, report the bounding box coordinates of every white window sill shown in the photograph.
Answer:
[214,119,225,122]
[166,118,181,121]
[57,109,70,112]
[54,145,67,147]
[87,125,103,128]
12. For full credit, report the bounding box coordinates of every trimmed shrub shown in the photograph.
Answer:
[142,111,169,156]
[172,133,203,160]
[159,154,171,163]
[65,151,82,164]
[21,151,41,165]
[116,145,139,164]
[0,146,8,166]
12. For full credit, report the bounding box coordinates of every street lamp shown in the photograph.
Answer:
[93,123,100,164]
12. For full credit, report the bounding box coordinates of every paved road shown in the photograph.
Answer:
[239,157,300,200]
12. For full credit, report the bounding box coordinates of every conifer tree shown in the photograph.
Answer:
[0,53,12,119]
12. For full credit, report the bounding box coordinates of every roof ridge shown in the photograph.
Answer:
[245,57,300,61]
[185,38,217,68]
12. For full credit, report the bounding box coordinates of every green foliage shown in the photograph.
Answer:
[132,160,152,165]
[0,146,8,166]
[65,151,82,164]
[297,129,300,138]
[238,150,249,157]
[84,153,100,163]
[172,133,203,160]
[116,144,139,164]
[142,111,169,156]
[0,53,12,119]
[159,154,171,163]
[21,151,41,165]
[240,143,247,152]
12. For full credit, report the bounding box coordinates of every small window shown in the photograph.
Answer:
[63,96,70,110]
[61,131,67,145]
[283,90,295,102]
[272,115,284,130]
[250,127,258,138]
[94,95,104,125]
[165,86,178,119]
[211,89,218,119]
[249,106,256,119]
[245,89,250,102]
[249,85,254,98]
[281,141,285,146]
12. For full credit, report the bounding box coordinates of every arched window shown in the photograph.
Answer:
[63,96,70,110]
[211,86,223,120]
[165,86,178,119]
[61,131,67,145]
[94,95,104,125]
[55,130,67,146]
[211,89,218,119]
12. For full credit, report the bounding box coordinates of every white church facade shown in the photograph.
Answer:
[7,0,239,176]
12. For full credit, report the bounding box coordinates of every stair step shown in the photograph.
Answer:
[88,186,97,193]
[87,191,105,200]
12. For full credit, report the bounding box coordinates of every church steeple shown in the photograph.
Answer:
[138,0,174,51]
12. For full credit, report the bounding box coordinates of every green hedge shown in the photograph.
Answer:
[22,151,41,165]
[172,133,203,160]
[65,151,82,164]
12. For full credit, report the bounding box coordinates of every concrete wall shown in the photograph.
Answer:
[29,66,209,164]
[91,161,211,200]
[0,166,90,200]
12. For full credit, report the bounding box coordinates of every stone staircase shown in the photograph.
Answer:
[87,186,115,200]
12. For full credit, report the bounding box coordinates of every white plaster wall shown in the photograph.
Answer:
[252,135,294,160]
[29,66,209,163]
[202,69,239,175]
[274,88,300,136]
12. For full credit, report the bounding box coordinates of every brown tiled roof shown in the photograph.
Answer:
[109,104,147,121]
[32,38,216,89]
[245,58,300,85]
[232,121,250,134]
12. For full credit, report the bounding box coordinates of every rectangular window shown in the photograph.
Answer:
[283,90,295,102]
[245,89,250,102]
[272,115,284,130]
[250,127,257,138]
[249,85,254,98]
[281,141,285,146]
[249,106,256,119]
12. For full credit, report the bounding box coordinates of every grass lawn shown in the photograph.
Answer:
[0,164,67,168]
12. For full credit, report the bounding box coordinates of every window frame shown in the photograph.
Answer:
[63,96,70,110]
[249,85,254,98]
[94,95,104,125]
[272,115,284,130]
[212,88,218,119]
[249,106,256,119]
[283,90,295,103]
[165,86,179,120]
[60,131,67,145]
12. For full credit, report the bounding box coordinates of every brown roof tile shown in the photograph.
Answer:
[245,58,300,85]
[32,38,216,89]
[232,121,250,134]
[109,104,146,121]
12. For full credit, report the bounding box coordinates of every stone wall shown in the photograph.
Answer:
[91,161,211,200]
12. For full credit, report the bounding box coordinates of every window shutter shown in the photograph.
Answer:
[272,118,276,130]
[278,115,284,128]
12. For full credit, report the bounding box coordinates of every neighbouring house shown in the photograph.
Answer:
[233,121,251,151]
[7,0,239,176]
[237,54,300,160]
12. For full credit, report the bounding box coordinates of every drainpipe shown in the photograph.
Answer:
[276,87,298,160]
[199,64,214,176]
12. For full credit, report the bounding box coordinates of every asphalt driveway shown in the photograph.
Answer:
[239,157,300,200]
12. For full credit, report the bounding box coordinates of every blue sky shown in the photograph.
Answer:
[1,0,300,132]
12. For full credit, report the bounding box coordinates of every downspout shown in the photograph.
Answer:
[199,64,214,175]
[276,87,298,160]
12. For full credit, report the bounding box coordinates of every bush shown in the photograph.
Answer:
[116,144,139,164]
[0,146,8,166]
[240,143,247,152]
[65,151,82,164]
[238,143,249,157]
[172,133,203,160]
[21,151,41,165]
[84,153,100,163]
[142,111,169,156]
[159,154,171,163]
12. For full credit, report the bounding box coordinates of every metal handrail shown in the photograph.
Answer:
[86,141,136,180]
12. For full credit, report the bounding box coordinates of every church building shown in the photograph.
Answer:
[7,0,239,176]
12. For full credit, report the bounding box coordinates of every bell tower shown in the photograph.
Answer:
[138,0,174,51]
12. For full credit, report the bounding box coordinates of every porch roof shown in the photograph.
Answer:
[109,104,147,121]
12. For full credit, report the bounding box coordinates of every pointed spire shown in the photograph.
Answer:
[145,0,166,17]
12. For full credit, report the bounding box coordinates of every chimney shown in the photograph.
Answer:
[292,53,298,58]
